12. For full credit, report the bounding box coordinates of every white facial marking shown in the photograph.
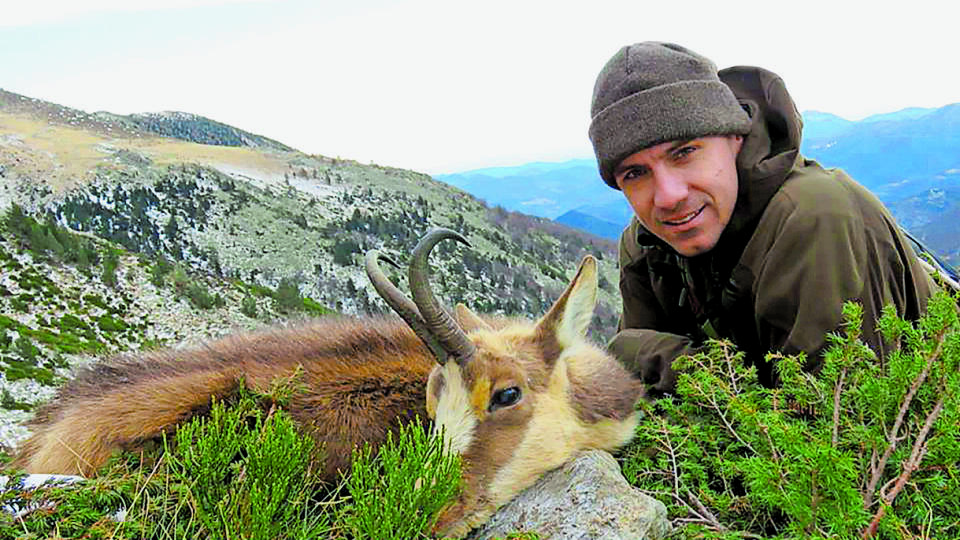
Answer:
[433,363,477,455]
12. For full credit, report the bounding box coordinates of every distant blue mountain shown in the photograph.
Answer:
[554,210,624,241]
[434,105,960,265]
[435,159,617,220]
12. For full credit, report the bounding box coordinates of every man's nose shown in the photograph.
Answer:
[652,168,689,210]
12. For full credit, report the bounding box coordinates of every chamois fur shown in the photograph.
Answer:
[16,317,435,481]
[15,244,645,538]
[427,255,644,537]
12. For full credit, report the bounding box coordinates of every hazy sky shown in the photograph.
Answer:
[3,0,959,174]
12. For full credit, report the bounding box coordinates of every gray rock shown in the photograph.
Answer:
[468,450,671,540]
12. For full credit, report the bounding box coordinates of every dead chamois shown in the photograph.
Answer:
[14,228,645,537]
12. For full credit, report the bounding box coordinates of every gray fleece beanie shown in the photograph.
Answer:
[588,42,752,189]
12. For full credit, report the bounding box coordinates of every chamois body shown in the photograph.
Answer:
[15,229,646,538]
[16,317,434,481]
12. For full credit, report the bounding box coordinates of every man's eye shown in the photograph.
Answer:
[673,146,696,159]
[622,167,647,181]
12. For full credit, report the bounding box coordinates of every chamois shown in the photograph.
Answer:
[14,228,645,538]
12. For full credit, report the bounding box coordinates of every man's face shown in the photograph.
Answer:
[614,135,743,257]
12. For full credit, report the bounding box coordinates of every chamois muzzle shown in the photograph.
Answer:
[365,228,476,366]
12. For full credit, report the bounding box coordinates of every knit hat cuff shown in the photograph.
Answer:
[589,79,751,189]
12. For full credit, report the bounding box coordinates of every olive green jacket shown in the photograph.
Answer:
[609,66,936,396]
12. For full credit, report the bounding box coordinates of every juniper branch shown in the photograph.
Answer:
[862,392,946,539]
[661,424,681,499]
[863,332,944,508]
[720,341,742,395]
[687,377,757,455]
[832,366,847,448]
[667,487,732,534]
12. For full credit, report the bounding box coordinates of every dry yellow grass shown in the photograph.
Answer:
[0,111,294,192]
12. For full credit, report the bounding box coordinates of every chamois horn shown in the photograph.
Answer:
[408,228,475,365]
[364,250,447,361]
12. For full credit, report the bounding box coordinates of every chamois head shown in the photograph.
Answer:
[367,228,643,537]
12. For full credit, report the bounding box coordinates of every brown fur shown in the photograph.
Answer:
[15,316,434,481]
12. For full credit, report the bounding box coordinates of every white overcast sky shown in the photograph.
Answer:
[3,0,959,174]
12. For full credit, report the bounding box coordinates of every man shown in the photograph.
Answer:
[589,42,936,396]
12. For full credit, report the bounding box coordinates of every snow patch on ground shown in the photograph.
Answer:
[212,163,344,201]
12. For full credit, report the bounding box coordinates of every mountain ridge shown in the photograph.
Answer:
[0,88,295,152]
[434,104,960,265]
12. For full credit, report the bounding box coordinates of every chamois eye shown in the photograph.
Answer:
[489,386,522,411]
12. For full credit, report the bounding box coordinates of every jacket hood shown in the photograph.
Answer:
[628,65,804,254]
[721,65,803,239]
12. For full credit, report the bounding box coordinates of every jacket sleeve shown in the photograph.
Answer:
[612,231,698,396]
[607,328,696,397]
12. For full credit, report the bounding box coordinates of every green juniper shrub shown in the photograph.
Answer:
[101,250,120,288]
[622,291,960,539]
[170,265,190,296]
[1,380,464,539]
[3,203,33,242]
[149,255,174,287]
[342,421,462,540]
[0,388,32,411]
[274,277,304,313]
[184,280,223,310]
[166,392,326,540]
[240,293,259,318]
[1,386,333,540]
[13,336,38,362]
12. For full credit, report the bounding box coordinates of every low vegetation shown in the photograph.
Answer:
[622,290,960,539]
[0,383,462,539]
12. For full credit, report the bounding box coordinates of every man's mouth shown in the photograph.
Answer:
[662,205,705,226]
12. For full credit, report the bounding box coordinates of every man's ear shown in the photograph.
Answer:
[730,133,745,157]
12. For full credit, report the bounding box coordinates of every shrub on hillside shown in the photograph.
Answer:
[623,291,960,539]
[241,294,259,319]
[274,277,303,313]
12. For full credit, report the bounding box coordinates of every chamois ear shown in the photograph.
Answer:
[454,303,492,333]
[534,256,598,351]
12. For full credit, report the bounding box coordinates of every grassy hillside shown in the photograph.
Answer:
[0,89,620,452]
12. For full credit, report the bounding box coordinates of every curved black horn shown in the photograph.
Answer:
[365,250,449,363]
[408,228,476,365]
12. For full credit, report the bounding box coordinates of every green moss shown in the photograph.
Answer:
[301,297,333,316]
[82,293,112,312]
[0,388,34,411]
[23,326,105,355]
[3,358,56,385]
[96,314,128,333]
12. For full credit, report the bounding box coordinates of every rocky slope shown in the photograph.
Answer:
[0,88,620,451]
